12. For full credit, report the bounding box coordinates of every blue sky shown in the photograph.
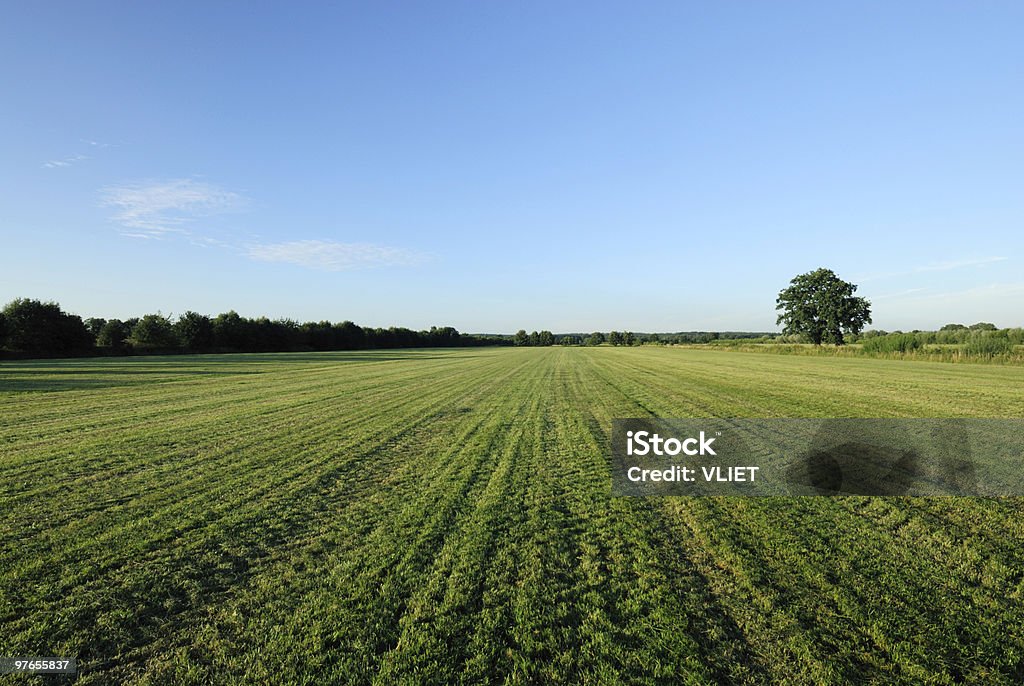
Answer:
[2,2,1022,332]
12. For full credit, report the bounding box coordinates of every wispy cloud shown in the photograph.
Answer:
[44,138,116,168]
[246,240,428,271]
[871,282,1024,328]
[873,281,1024,303]
[914,256,1007,272]
[871,287,928,300]
[855,256,1008,282]
[911,281,1024,301]
[100,181,428,269]
[101,179,244,238]
[43,154,88,168]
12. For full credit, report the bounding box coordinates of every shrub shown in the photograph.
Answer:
[861,333,921,354]
[965,336,1013,357]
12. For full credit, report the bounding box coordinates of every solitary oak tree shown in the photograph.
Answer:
[776,268,871,345]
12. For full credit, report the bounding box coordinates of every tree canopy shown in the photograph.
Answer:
[0,298,93,356]
[130,314,179,349]
[776,268,871,345]
[175,311,215,350]
[0,297,507,359]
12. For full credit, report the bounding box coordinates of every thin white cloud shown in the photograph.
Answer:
[912,281,1024,301]
[871,287,928,300]
[45,139,116,168]
[246,239,428,271]
[855,256,1008,282]
[101,179,244,238]
[872,281,1024,328]
[189,235,232,248]
[100,182,428,269]
[43,154,87,168]
[873,281,1024,304]
[914,256,1007,272]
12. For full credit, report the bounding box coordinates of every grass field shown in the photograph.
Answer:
[3,347,1024,684]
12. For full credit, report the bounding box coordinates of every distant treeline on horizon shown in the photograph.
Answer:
[2,297,1016,360]
[0,298,782,359]
[0,298,506,359]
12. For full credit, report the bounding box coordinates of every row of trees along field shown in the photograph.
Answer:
[512,330,687,347]
[512,329,772,347]
[512,330,627,347]
[0,298,507,359]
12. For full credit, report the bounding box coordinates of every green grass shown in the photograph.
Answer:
[2,347,1023,684]
[694,340,1024,364]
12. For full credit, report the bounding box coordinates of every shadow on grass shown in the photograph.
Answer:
[0,349,479,392]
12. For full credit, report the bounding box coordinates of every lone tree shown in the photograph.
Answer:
[776,268,871,345]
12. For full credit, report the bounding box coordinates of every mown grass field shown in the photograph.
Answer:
[2,347,1024,684]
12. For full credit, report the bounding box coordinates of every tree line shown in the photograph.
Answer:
[0,298,785,360]
[511,330,655,346]
[508,329,772,347]
[0,298,505,359]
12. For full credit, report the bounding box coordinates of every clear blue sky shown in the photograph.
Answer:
[2,1,1022,332]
